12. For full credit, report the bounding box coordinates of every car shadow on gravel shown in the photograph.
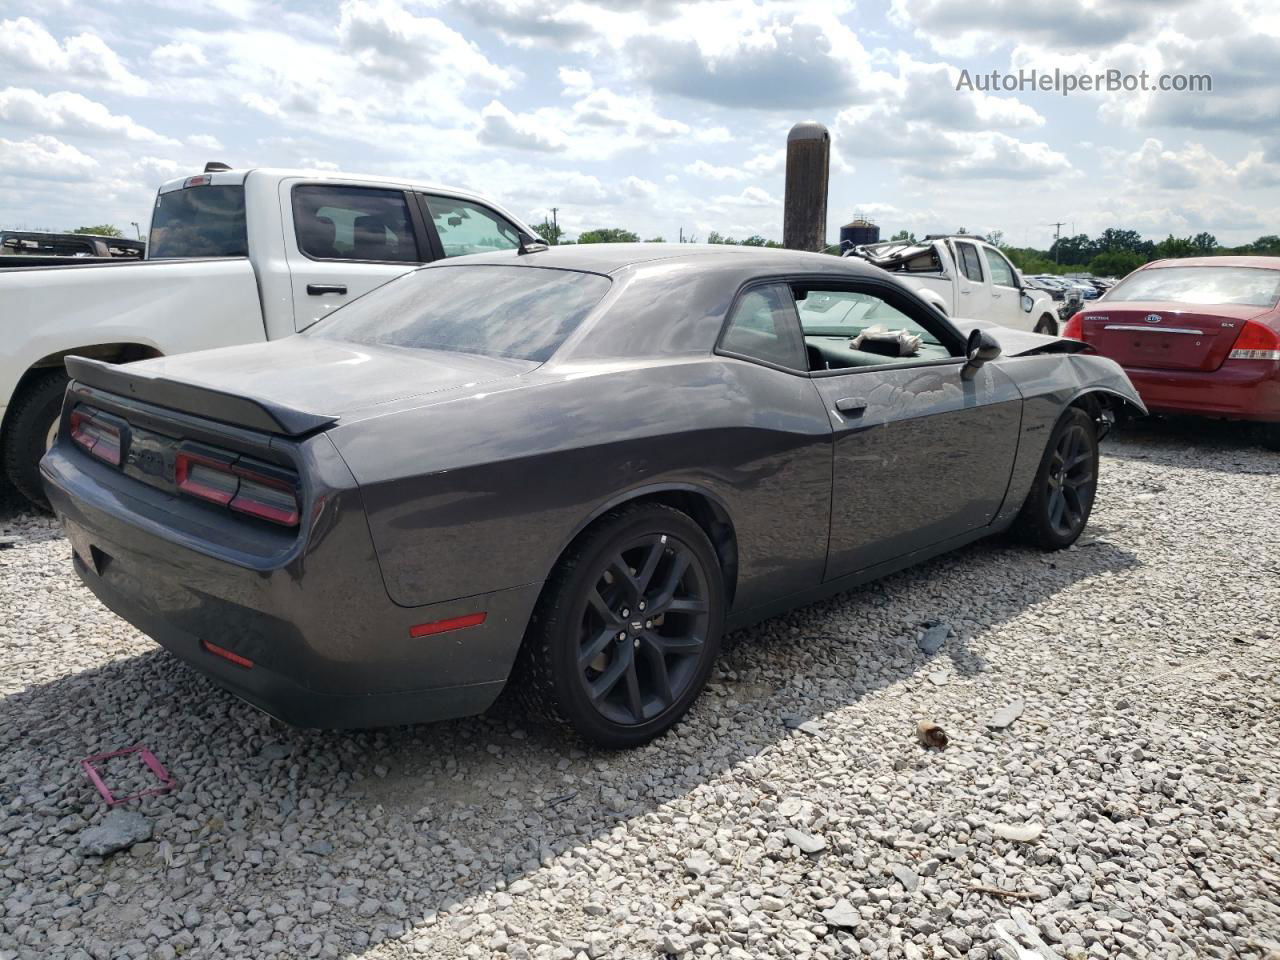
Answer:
[0,525,1140,955]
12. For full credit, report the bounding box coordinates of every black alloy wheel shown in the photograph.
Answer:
[576,533,711,726]
[1014,406,1099,550]
[516,503,724,747]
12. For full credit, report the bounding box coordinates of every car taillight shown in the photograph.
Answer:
[175,448,300,526]
[1062,311,1085,340]
[1228,320,1280,361]
[70,408,124,466]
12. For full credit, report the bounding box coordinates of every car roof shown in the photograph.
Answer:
[1142,256,1280,271]
[433,243,885,277]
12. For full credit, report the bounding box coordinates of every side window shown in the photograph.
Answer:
[422,195,521,257]
[983,247,1017,287]
[292,185,419,263]
[797,284,956,371]
[955,241,984,283]
[719,283,806,370]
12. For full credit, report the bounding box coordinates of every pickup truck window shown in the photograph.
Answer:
[955,242,984,283]
[982,247,1017,287]
[422,195,521,257]
[149,185,248,259]
[292,185,419,263]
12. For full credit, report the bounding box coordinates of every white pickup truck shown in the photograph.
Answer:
[0,165,537,506]
[845,235,1059,336]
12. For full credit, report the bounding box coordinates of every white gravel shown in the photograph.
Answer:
[1,418,1278,960]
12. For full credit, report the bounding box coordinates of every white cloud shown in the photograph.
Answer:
[0,88,176,144]
[558,66,593,97]
[622,175,658,197]
[477,100,566,153]
[0,17,145,94]
[715,186,779,207]
[338,0,511,90]
[0,134,98,180]
[685,159,750,181]
[188,134,224,151]
[151,41,208,73]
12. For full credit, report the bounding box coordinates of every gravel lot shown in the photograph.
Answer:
[2,418,1278,960]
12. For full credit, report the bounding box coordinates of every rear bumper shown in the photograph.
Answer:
[1123,359,1280,422]
[42,442,541,729]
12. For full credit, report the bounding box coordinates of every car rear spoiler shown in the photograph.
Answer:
[64,356,338,437]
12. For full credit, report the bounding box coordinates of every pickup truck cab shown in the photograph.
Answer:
[0,166,538,507]
[845,235,1059,336]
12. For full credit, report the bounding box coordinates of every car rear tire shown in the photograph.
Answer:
[1034,315,1058,336]
[1,369,68,511]
[1013,407,1098,550]
[514,503,724,748]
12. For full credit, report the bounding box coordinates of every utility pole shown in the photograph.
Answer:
[131,221,142,240]
[550,207,558,245]
[1048,221,1065,263]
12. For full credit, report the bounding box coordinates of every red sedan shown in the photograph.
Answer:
[1063,256,1280,448]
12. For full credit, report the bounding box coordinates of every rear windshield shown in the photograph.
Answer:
[1108,266,1280,307]
[148,185,248,259]
[305,265,611,362]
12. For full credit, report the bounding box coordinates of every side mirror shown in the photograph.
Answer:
[961,328,1001,381]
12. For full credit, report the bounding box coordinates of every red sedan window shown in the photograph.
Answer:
[1108,266,1280,307]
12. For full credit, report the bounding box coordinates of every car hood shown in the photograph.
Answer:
[948,318,1089,357]
[97,336,539,430]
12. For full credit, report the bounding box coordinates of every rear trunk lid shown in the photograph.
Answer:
[68,337,538,435]
[1079,302,1264,372]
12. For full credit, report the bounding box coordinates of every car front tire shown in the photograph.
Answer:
[1034,315,1058,336]
[515,502,725,748]
[1014,407,1099,550]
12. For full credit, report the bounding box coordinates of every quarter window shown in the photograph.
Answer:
[983,247,1017,287]
[292,185,419,262]
[719,283,807,370]
[422,195,521,257]
[955,241,984,283]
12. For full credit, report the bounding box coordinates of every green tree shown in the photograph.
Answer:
[889,229,917,243]
[577,228,639,244]
[644,236,665,243]
[986,230,1004,248]
[1191,231,1217,253]
[1050,234,1098,266]
[1088,250,1145,277]
[1248,234,1280,254]
[1154,234,1197,259]
[73,224,123,237]
[706,230,737,245]
[533,218,562,246]
[741,235,768,246]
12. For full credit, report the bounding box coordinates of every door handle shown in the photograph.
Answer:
[991,292,1001,299]
[835,397,867,415]
[959,289,971,295]
[307,283,348,296]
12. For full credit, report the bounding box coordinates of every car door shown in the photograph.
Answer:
[981,245,1030,330]
[794,276,1023,581]
[947,239,991,320]
[281,180,432,330]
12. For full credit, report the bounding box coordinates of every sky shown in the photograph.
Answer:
[1,0,1277,248]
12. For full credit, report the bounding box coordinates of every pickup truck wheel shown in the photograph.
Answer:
[1034,315,1058,336]
[2,369,68,510]
[514,503,724,748]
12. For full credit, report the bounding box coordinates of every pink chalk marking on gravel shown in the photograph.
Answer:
[81,746,177,806]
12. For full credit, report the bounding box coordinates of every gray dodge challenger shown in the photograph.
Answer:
[42,244,1144,747]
